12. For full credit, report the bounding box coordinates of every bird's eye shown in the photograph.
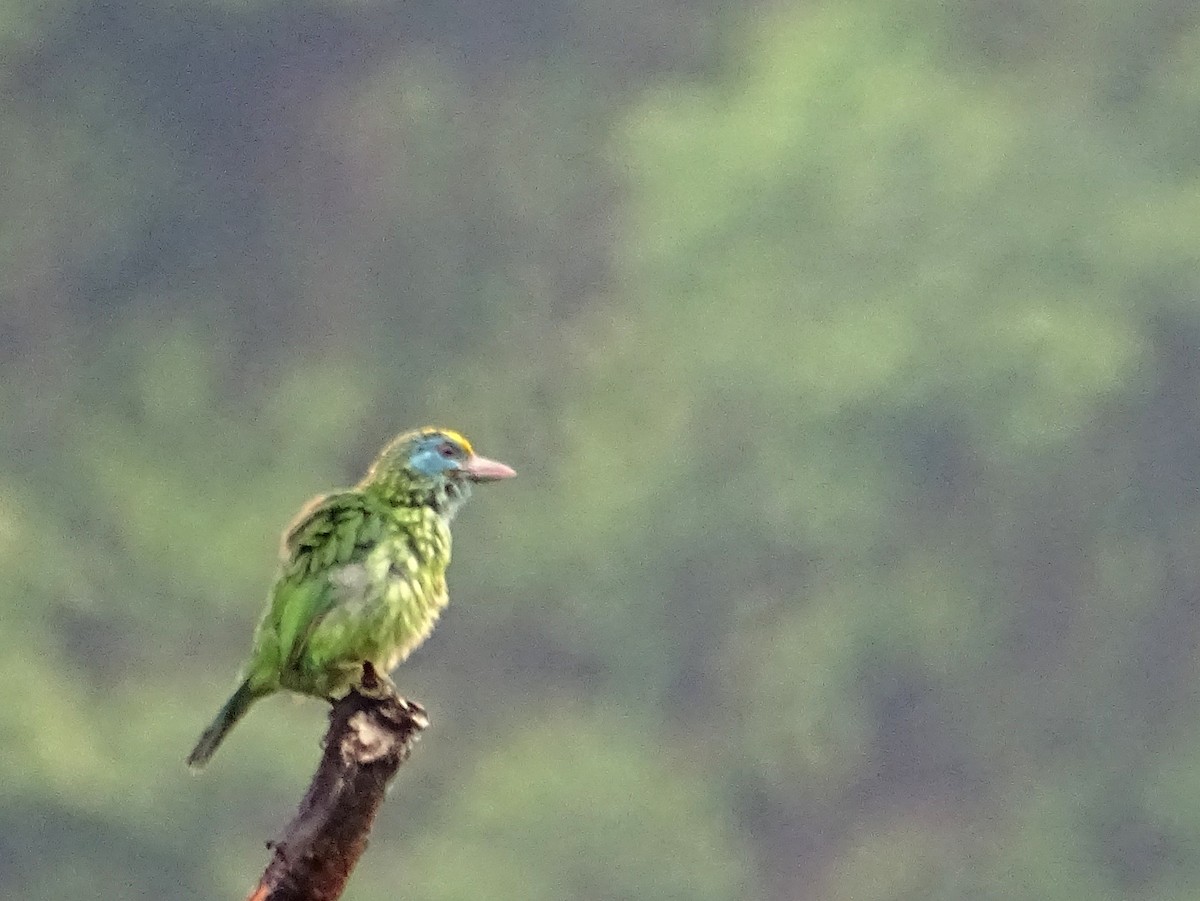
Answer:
[437,442,457,459]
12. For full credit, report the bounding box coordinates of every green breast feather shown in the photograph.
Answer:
[248,491,452,698]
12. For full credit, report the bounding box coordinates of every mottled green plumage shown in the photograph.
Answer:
[187,427,515,770]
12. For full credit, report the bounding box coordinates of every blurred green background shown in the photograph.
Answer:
[5,0,1200,898]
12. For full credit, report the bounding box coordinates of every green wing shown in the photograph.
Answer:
[257,491,389,679]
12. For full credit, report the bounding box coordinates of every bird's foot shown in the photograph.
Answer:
[358,662,400,701]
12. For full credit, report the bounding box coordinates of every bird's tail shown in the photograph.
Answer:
[186,679,264,771]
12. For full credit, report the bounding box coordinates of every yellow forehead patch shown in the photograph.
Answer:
[418,426,474,456]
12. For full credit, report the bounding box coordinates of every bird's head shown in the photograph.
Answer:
[364,427,516,516]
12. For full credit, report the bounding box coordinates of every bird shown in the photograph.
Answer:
[186,427,515,770]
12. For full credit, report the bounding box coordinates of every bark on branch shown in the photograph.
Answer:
[246,672,428,901]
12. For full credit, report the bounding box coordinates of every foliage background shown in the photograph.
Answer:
[5,0,1200,898]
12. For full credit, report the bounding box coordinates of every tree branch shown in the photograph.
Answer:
[246,672,429,901]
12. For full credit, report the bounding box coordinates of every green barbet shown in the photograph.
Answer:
[186,427,515,770]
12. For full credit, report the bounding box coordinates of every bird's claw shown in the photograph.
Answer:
[358,662,400,700]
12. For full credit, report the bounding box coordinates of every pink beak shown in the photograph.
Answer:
[462,454,517,482]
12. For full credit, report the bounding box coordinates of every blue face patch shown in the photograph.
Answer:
[408,435,466,478]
